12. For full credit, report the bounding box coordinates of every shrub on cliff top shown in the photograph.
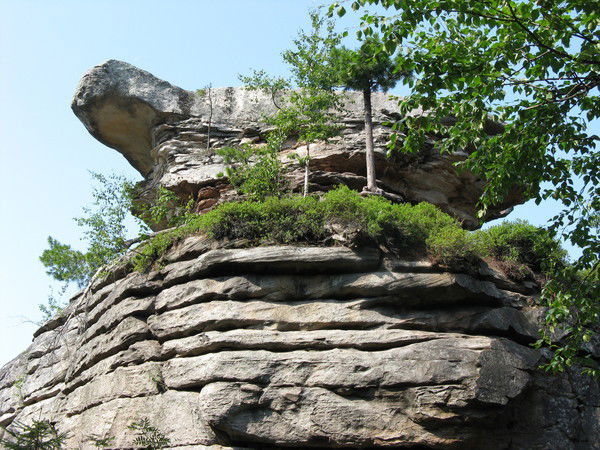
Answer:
[131,186,566,276]
[201,194,325,243]
[475,220,568,274]
[131,186,480,270]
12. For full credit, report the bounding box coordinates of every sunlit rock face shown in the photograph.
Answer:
[71,59,521,229]
[0,61,597,449]
[1,240,598,448]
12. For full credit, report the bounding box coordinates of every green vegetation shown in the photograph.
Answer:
[477,220,568,274]
[134,186,195,230]
[39,174,195,292]
[131,186,563,277]
[536,264,599,376]
[87,435,115,448]
[37,173,138,323]
[39,173,136,289]
[216,132,288,200]
[240,11,344,197]
[127,418,170,449]
[0,418,168,449]
[0,420,68,449]
[38,285,68,325]
[148,369,167,393]
[202,186,480,266]
[240,12,410,196]
[12,374,26,406]
[270,86,343,197]
[331,0,599,374]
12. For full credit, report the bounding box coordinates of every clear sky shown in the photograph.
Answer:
[0,0,586,367]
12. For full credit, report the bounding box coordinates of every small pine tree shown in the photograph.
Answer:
[333,36,408,193]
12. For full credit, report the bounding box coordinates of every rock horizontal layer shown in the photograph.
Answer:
[1,241,597,448]
[72,60,524,228]
[0,60,591,447]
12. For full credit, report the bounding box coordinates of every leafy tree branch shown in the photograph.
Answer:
[331,0,599,374]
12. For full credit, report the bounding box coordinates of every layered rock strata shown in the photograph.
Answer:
[1,61,597,449]
[1,241,598,448]
[71,60,521,229]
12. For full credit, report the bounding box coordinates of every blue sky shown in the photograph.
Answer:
[0,0,586,366]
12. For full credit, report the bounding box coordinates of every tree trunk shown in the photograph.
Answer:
[363,87,377,192]
[206,85,213,150]
[303,143,310,197]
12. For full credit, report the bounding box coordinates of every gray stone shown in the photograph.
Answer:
[1,236,596,447]
[63,340,162,395]
[66,316,149,380]
[0,60,595,449]
[199,382,498,448]
[82,295,155,343]
[160,328,460,358]
[64,362,162,417]
[60,391,218,448]
[161,245,381,284]
[72,60,523,228]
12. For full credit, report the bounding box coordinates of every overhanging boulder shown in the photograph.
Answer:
[72,60,523,229]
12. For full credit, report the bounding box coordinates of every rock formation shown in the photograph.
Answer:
[1,241,599,448]
[71,60,520,229]
[0,60,598,449]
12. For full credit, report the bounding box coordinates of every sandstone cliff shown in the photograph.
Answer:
[0,61,598,449]
[1,240,598,448]
[71,60,520,229]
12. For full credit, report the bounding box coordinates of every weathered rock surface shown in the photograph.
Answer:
[72,60,523,228]
[1,61,596,448]
[1,241,598,448]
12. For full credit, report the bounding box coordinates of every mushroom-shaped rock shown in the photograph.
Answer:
[72,60,522,228]
[72,60,206,175]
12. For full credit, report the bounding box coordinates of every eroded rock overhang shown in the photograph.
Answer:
[72,59,523,229]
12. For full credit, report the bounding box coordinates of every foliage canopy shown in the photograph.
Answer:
[39,173,135,288]
[331,0,599,373]
[39,173,193,304]
[332,34,406,94]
